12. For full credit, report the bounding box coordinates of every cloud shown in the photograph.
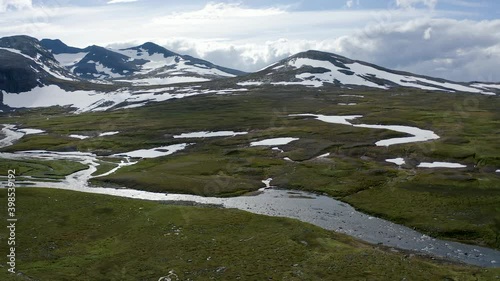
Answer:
[121,18,500,82]
[396,0,438,9]
[153,2,285,22]
[0,1,498,82]
[333,18,500,82]
[441,0,487,8]
[345,0,359,8]
[423,26,432,39]
[0,0,32,12]
[107,0,138,4]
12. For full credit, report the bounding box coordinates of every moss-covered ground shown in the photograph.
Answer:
[1,86,499,249]
[1,188,499,281]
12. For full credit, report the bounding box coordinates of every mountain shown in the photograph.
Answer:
[40,38,86,54]
[237,50,499,95]
[39,39,246,85]
[0,35,79,93]
[70,45,147,80]
[113,42,246,85]
[0,38,498,114]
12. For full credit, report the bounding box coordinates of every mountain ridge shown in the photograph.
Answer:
[0,35,80,93]
[236,49,499,95]
[0,35,499,97]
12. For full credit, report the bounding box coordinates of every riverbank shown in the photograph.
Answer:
[1,188,498,281]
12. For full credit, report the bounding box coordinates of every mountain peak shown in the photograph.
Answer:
[40,38,85,54]
[288,50,355,66]
[123,42,178,58]
[0,35,79,93]
[239,49,497,95]
[0,35,39,44]
[0,35,46,57]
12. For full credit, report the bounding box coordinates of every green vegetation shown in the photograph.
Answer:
[1,188,498,281]
[0,159,87,180]
[90,159,120,177]
[1,86,499,249]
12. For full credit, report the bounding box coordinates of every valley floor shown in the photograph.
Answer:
[0,85,499,279]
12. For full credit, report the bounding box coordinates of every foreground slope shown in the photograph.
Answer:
[0,188,497,280]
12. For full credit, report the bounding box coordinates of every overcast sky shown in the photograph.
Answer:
[1,0,499,82]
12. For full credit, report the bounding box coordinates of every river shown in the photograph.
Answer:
[1,124,499,268]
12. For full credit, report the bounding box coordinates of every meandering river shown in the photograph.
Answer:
[1,124,499,267]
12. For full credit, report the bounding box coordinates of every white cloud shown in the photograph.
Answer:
[333,18,500,82]
[153,2,285,22]
[345,0,360,8]
[121,18,499,82]
[441,0,487,8]
[0,0,32,12]
[423,26,432,39]
[396,0,438,9]
[0,1,498,82]
[107,0,138,4]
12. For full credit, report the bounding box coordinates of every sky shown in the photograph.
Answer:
[0,0,499,82]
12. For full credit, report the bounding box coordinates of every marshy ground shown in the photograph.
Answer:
[1,85,499,279]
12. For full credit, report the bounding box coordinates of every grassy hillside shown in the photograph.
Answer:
[0,188,498,280]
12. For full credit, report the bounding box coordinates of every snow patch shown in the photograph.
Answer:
[386,158,405,166]
[272,80,324,88]
[54,52,88,66]
[2,85,220,113]
[272,147,284,153]
[92,158,138,178]
[317,153,331,159]
[250,137,299,146]
[418,162,467,168]
[69,134,90,140]
[471,83,500,90]
[339,94,364,98]
[237,81,263,86]
[95,62,122,78]
[116,76,210,86]
[173,131,248,138]
[271,57,496,94]
[262,178,273,188]
[0,125,24,148]
[0,125,45,148]
[99,131,119,137]
[114,49,236,79]
[290,114,440,147]
[17,128,45,135]
[112,143,190,158]
[285,58,387,89]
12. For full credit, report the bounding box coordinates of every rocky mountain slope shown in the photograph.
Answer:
[237,50,500,95]
[0,36,79,93]
[41,39,245,85]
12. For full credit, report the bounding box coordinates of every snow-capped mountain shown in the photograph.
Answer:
[40,39,245,85]
[71,45,146,80]
[0,36,79,93]
[113,42,245,85]
[1,35,498,114]
[238,50,499,95]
